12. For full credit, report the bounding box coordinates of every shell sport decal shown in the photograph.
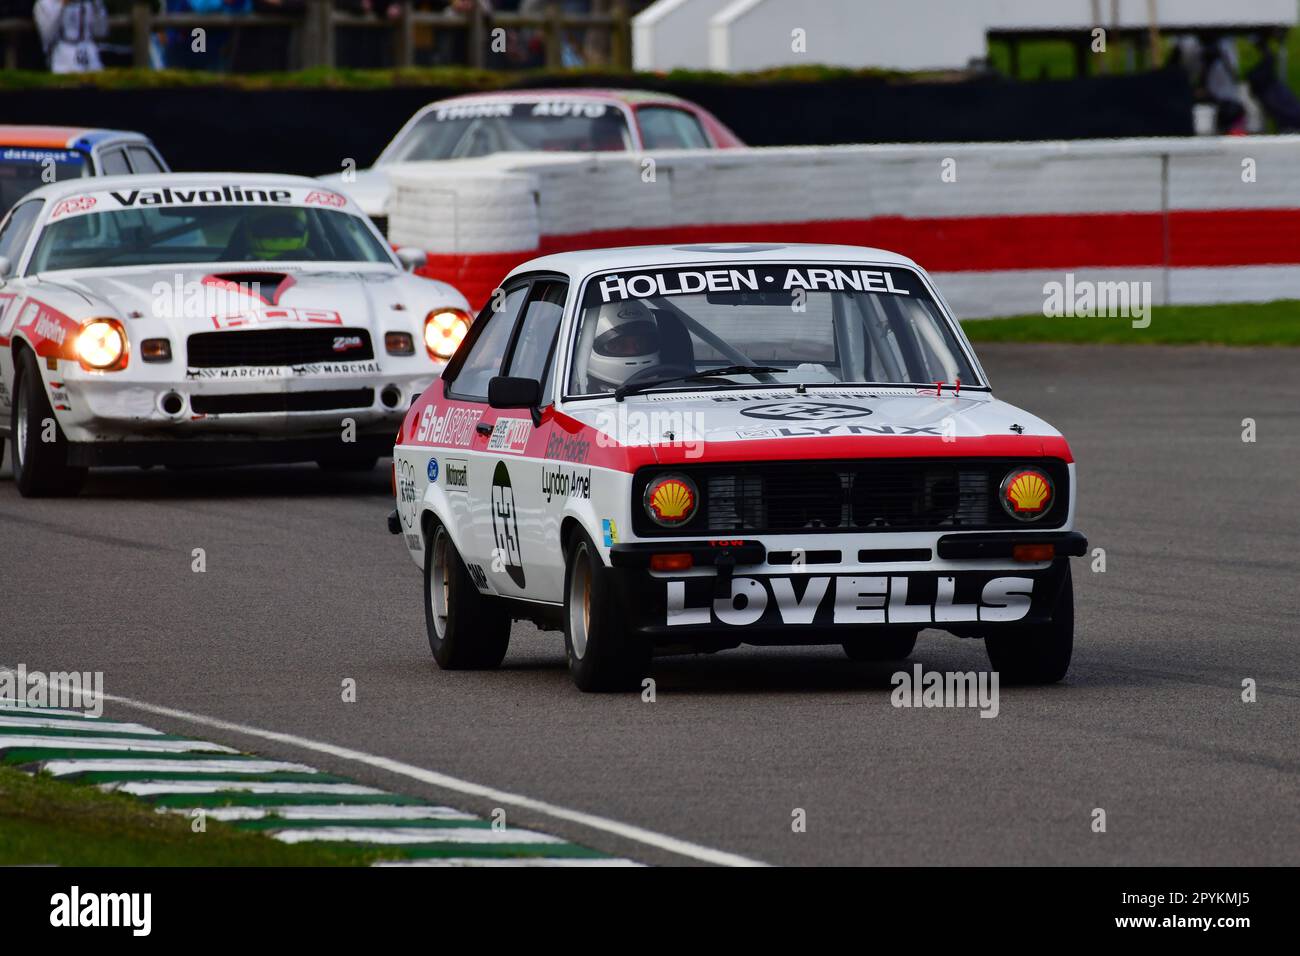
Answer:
[646,476,697,526]
[1001,468,1053,519]
[490,460,525,587]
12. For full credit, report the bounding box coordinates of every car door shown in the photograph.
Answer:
[442,280,530,596]
[497,277,569,602]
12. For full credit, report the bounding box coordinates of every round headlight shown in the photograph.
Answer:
[643,474,699,528]
[76,319,127,370]
[424,309,469,360]
[1000,467,1054,521]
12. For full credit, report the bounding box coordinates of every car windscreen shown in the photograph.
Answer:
[28,204,393,273]
[383,100,632,162]
[0,147,88,216]
[568,263,979,396]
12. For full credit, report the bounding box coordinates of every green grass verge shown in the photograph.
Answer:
[962,300,1300,347]
[0,64,927,92]
[0,765,377,866]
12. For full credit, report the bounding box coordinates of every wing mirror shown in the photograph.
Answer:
[488,375,543,426]
[395,246,426,273]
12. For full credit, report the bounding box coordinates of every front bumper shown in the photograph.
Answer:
[607,533,1084,645]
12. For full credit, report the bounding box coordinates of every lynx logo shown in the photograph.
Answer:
[332,335,364,352]
[490,461,525,587]
[666,575,1034,626]
[49,886,151,936]
[444,457,469,492]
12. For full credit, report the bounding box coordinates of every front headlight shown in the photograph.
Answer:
[423,309,470,360]
[644,474,700,528]
[1000,467,1054,521]
[76,318,128,371]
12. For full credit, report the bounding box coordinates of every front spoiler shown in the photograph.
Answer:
[66,434,393,467]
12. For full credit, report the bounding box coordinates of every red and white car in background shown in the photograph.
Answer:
[389,243,1087,691]
[0,173,470,496]
[320,88,743,234]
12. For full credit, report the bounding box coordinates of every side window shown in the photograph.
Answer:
[98,148,130,176]
[504,280,567,402]
[127,146,165,174]
[638,107,710,150]
[0,200,43,274]
[446,284,528,400]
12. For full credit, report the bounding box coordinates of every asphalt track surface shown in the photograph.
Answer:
[1,344,1297,867]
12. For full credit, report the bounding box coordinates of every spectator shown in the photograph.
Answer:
[33,0,108,72]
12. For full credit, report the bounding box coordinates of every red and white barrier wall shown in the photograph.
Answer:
[386,137,1300,318]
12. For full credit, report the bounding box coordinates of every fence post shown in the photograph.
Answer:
[395,0,414,67]
[468,5,485,69]
[544,1,561,69]
[301,0,333,68]
[132,0,151,67]
[610,0,629,70]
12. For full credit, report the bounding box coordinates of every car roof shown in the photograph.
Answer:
[17,172,340,203]
[436,88,693,108]
[512,243,922,278]
[0,125,149,150]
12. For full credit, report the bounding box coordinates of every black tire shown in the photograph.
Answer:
[317,456,378,472]
[423,522,510,669]
[563,528,651,692]
[11,348,86,498]
[842,627,918,662]
[984,563,1074,684]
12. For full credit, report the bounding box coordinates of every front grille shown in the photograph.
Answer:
[187,329,374,368]
[191,389,374,415]
[632,459,1069,536]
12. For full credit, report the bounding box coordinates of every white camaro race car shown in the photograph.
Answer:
[0,173,471,496]
[390,243,1087,691]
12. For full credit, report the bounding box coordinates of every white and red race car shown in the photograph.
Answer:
[390,243,1086,691]
[0,173,471,496]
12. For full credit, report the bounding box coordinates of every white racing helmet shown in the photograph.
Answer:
[586,299,661,390]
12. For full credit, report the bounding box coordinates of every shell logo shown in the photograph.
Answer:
[646,475,698,526]
[1001,468,1053,519]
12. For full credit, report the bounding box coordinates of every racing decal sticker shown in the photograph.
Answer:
[332,334,365,353]
[540,464,592,504]
[544,428,591,463]
[427,458,439,482]
[666,575,1035,627]
[443,457,468,492]
[530,101,608,118]
[15,299,78,359]
[739,401,873,422]
[303,190,347,208]
[490,461,526,587]
[486,417,532,455]
[396,458,419,533]
[591,264,919,305]
[433,102,514,120]
[413,404,483,447]
[602,519,618,547]
[466,562,491,591]
[49,195,97,220]
[183,361,381,379]
[211,308,343,330]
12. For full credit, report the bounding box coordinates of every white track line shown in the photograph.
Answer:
[106,780,386,797]
[0,667,766,867]
[40,757,317,776]
[376,858,643,867]
[0,716,159,734]
[168,805,475,822]
[271,826,563,846]
[0,735,235,754]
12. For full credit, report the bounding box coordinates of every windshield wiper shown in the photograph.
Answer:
[614,365,786,402]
